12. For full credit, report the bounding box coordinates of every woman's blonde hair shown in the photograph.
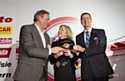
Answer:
[60,25,73,40]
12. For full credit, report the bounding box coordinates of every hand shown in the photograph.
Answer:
[63,49,73,58]
[71,49,77,53]
[54,51,63,59]
[51,47,64,54]
[73,45,85,52]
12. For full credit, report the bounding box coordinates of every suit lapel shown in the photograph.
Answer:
[44,32,50,48]
[32,24,44,47]
[81,32,86,47]
[89,28,97,48]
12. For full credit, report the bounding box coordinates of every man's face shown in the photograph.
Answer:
[81,14,92,28]
[39,14,50,29]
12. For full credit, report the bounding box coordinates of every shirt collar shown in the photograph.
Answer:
[34,23,45,33]
[84,27,92,33]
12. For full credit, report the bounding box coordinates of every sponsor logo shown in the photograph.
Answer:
[0,38,12,44]
[0,48,11,58]
[0,26,12,35]
[0,61,11,67]
[0,16,12,23]
[0,73,11,78]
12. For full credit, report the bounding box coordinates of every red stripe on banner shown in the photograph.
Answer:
[46,17,79,31]
[106,41,125,51]
[48,73,54,81]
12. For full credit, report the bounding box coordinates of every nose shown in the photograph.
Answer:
[84,18,87,21]
[59,29,61,32]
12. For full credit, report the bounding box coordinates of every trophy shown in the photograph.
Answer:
[63,43,70,49]
[61,41,74,55]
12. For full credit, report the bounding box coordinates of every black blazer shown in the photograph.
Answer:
[76,28,114,79]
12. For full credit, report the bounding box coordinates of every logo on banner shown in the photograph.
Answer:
[0,61,11,67]
[0,16,12,23]
[0,38,12,44]
[0,73,11,78]
[0,48,11,58]
[0,26,12,35]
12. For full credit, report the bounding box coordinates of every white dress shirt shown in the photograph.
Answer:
[35,24,46,48]
[35,24,51,55]
[84,27,92,43]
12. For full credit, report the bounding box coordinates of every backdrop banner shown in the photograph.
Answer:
[0,0,125,81]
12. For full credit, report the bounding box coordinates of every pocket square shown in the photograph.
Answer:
[94,37,98,40]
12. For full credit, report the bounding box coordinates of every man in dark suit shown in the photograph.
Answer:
[73,12,114,81]
[13,10,63,81]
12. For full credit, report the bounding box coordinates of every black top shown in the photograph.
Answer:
[49,38,77,65]
[49,38,78,81]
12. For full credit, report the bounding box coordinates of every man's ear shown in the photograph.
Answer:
[38,16,43,21]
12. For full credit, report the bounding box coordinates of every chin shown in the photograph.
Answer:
[58,35,62,38]
[44,26,47,29]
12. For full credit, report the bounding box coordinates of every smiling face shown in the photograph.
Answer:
[81,13,92,30]
[58,26,67,39]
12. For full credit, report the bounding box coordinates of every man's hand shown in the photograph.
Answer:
[73,45,85,52]
[51,47,64,54]
[54,51,63,59]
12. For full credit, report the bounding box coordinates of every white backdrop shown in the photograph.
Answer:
[0,0,125,81]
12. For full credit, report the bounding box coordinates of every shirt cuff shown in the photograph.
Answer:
[48,44,51,55]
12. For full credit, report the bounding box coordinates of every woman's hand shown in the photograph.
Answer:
[63,49,73,58]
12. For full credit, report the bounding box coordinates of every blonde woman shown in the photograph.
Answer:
[49,25,78,81]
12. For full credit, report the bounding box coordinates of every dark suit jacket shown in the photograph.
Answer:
[13,24,50,81]
[76,28,114,79]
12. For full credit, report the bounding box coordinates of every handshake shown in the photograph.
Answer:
[51,45,85,54]
[51,47,73,58]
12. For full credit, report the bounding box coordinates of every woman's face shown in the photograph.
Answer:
[58,26,67,39]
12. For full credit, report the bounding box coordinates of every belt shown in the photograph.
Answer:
[55,60,70,67]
